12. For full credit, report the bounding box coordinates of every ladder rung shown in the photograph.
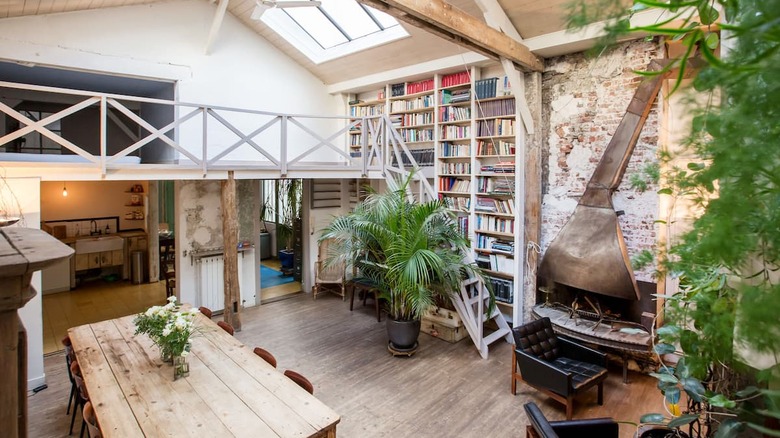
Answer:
[483,327,511,346]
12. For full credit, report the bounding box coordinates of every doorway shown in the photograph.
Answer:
[260,179,303,302]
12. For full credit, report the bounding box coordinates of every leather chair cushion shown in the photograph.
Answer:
[513,317,560,362]
[550,356,607,389]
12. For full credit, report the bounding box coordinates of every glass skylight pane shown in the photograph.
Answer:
[319,0,379,40]
[285,8,348,49]
[366,6,399,29]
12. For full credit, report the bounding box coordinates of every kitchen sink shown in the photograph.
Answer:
[75,236,124,254]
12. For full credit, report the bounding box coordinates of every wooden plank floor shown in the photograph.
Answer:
[29,293,663,438]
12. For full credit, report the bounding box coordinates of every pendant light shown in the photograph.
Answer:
[62,182,68,197]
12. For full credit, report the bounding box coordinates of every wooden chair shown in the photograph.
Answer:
[62,335,78,415]
[217,320,234,336]
[313,238,346,300]
[70,362,90,438]
[284,369,314,395]
[253,347,277,368]
[199,306,213,319]
[83,401,103,438]
[524,402,618,438]
[164,270,176,298]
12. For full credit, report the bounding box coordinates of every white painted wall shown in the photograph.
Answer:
[0,0,343,163]
[3,177,45,390]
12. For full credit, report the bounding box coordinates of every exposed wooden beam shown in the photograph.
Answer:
[358,0,544,72]
[472,0,523,42]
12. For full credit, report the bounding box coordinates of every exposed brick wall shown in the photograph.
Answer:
[540,40,663,283]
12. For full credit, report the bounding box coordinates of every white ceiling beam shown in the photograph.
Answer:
[204,0,231,55]
[472,0,523,42]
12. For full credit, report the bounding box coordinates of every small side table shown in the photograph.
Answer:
[347,280,381,322]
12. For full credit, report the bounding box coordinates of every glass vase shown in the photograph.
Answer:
[173,355,189,380]
[160,346,173,364]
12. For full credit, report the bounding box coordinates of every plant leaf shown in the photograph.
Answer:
[650,372,679,383]
[697,3,719,25]
[713,419,744,438]
[654,343,677,355]
[736,386,760,398]
[657,325,681,338]
[640,413,666,424]
[667,414,699,428]
[658,187,673,195]
[681,377,706,402]
[705,32,719,50]
[665,386,681,404]
[746,422,780,437]
[709,394,737,409]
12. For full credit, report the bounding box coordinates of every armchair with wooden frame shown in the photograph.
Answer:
[511,317,609,420]
[313,238,346,300]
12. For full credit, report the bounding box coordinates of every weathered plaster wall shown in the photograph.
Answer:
[237,180,257,244]
[541,40,663,282]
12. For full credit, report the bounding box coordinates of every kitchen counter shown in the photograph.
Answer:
[58,230,147,245]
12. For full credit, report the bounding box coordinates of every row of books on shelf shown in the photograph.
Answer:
[477,140,515,156]
[349,105,384,117]
[475,97,516,118]
[476,177,513,194]
[440,106,471,122]
[489,277,514,304]
[439,177,470,193]
[440,162,471,174]
[401,112,433,126]
[475,197,514,214]
[476,214,515,233]
[440,142,471,157]
[391,95,435,112]
[475,253,516,276]
[440,125,471,140]
[440,195,470,211]
[476,235,515,253]
[390,148,434,167]
[477,119,515,137]
[441,71,470,87]
[400,128,434,142]
[406,79,434,95]
[391,83,405,97]
[441,89,471,104]
[480,162,515,173]
[457,217,469,237]
[475,76,511,100]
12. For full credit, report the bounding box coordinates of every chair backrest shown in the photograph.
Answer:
[316,238,345,283]
[512,317,560,362]
[72,363,90,401]
[253,347,277,368]
[217,321,234,336]
[284,369,314,394]
[199,306,213,319]
[83,401,103,438]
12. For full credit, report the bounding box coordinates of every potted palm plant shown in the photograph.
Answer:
[321,172,487,352]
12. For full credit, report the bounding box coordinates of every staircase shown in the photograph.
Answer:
[369,114,513,359]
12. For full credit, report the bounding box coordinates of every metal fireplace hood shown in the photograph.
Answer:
[539,60,671,301]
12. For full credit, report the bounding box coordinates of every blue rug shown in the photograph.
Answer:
[261,265,294,288]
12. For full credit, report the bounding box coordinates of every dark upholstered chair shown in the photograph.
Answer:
[511,317,608,419]
[284,369,314,394]
[253,347,277,368]
[524,402,618,438]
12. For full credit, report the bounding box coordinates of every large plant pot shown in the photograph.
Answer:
[386,317,421,350]
[278,249,294,269]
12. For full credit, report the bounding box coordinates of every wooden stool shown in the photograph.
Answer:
[348,280,381,322]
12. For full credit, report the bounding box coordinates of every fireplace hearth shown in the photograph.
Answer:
[533,278,658,382]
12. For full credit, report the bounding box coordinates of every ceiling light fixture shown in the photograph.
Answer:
[62,182,68,197]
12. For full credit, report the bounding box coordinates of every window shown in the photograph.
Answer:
[261,0,409,64]
[5,110,63,154]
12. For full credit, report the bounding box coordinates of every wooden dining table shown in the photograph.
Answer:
[68,312,340,437]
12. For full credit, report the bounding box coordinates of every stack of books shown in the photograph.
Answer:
[475,77,498,99]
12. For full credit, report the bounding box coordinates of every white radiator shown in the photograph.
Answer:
[197,254,244,312]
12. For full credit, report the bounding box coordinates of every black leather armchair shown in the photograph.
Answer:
[511,317,608,419]
[524,402,618,438]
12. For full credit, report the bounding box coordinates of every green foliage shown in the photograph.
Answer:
[567,0,780,435]
[320,172,491,321]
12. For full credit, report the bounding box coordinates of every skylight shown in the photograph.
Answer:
[261,0,409,64]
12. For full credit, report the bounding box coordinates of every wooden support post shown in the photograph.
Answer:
[222,171,242,331]
[522,72,543,324]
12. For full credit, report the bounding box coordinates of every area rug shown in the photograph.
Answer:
[261,264,294,288]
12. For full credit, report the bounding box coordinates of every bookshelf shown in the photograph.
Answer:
[348,94,386,159]
[345,67,521,323]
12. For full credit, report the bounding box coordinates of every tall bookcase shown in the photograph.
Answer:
[348,96,385,159]
[346,67,521,325]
